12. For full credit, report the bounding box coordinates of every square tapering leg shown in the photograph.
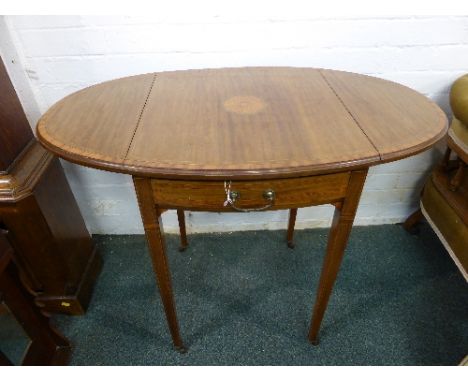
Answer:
[133,177,186,353]
[308,169,368,345]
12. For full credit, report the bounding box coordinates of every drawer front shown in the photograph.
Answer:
[151,172,350,211]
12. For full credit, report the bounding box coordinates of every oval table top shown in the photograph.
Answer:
[37,67,448,180]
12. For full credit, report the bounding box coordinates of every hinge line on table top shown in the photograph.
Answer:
[124,73,158,159]
[318,69,382,160]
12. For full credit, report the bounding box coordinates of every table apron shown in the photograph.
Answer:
[150,172,351,212]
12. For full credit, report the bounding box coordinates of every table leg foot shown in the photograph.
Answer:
[175,345,188,354]
[287,241,295,249]
[309,336,320,346]
[402,208,423,234]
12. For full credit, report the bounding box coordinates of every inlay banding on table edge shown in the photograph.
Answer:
[36,67,449,180]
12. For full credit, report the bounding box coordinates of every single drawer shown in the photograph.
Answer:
[151,172,350,212]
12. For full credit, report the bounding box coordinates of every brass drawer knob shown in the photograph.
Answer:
[263,189,275,201]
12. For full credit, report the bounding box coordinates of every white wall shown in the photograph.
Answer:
[2,14,467,234]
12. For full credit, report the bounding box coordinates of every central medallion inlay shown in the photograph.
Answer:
[223,95,266,115]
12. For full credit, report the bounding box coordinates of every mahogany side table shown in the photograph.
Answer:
[36,67,447,352]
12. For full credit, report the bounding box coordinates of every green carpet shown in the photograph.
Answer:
[1,224,467,365]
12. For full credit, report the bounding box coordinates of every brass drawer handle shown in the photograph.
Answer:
[224,185,276,212]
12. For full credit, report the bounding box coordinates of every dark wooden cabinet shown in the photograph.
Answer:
[0,56,33,171]
[0,234,71,365]
[0,55,100,314]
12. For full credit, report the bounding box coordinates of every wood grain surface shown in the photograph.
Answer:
[38,73,155,171]
[321,70,448,161]
[151,172,350,211]
[37,67,448,179]
[0,56,34,172]
[35,67,449,351]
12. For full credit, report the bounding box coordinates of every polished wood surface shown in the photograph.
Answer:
[127,68,377,178]
[0,139,51,202]
[0,56,101,317]
[0,56,34,172]
[322,70,448,162]
[38,73,155,170]
[35,67,448,351]
[37,67,447,179]
[0,142,101,315]
[0,234,71,365]
[151,172,350,211]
